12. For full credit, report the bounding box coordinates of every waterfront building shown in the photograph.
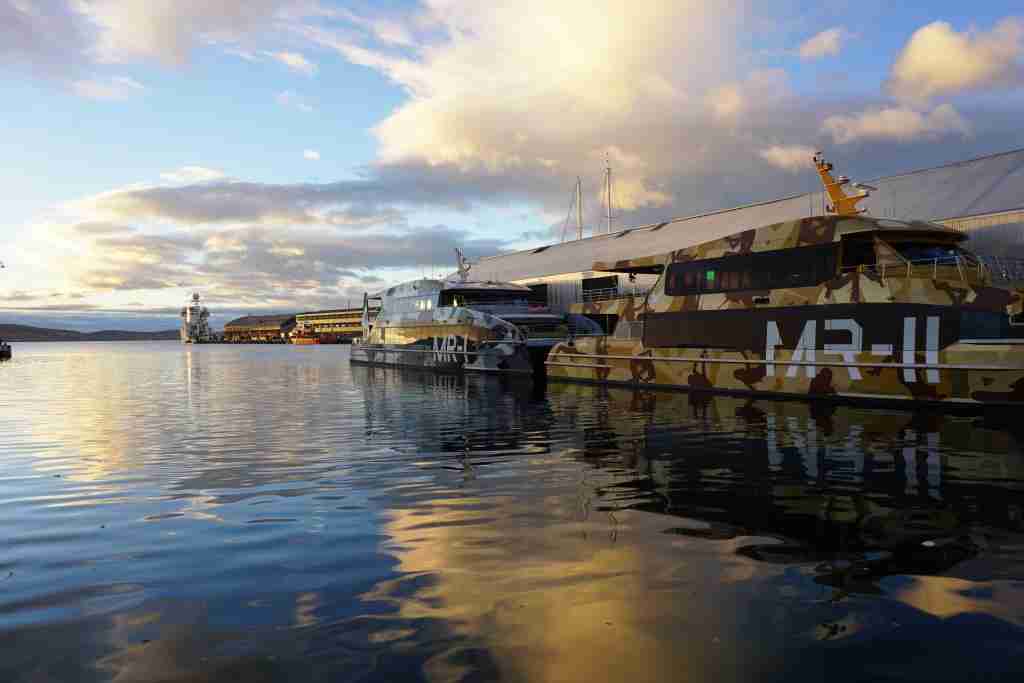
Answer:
[292,307,379,344]
[223,314,296,343]
[471,149,1024,312]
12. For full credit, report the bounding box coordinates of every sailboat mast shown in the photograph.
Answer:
[604,156,613,234]
[575,177,583,240]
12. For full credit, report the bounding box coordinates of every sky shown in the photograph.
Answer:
[2,0,1024,331]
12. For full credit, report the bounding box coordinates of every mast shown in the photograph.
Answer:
[604,155,613,234]
[575,177,584,240]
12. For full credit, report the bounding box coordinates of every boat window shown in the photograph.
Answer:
[841,238,876,269]
[664,244,837,296]
[439,290,529,308]
[889,241,974,265]
[961,310,1024,340]
[527,284,548,306]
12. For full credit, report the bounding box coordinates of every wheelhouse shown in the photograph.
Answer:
[656,217,990,300]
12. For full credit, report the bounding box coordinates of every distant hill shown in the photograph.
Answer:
[0,324,180,342]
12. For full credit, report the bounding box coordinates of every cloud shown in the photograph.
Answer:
[0,0,90,75]
[822,103,971,144]
[759,145,816,172]
[798,27,849,59]
[79,0,291,65]
[275,90,314,112]
[73,221,136,235]
[159,166,226,184]
[67,221,510,309]
[889,18,1024,101]
[71,75,146,100]
[303,149,321,161]
[81,162,571,227]
[311,1,819,216]
[267,50,316,75]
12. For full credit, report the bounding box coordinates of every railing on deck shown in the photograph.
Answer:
[842,256,1006,284]
[581,286,651,303]
[980,256,1024,284]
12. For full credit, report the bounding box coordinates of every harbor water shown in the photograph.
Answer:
[1,342,1023,681]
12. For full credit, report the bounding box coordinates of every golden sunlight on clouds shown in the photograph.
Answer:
[338,0,751,211]
[889,18,1024,101]
[822,103,971,144]
[758,145,816,172]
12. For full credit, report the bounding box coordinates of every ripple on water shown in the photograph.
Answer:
[0,343,1023,682]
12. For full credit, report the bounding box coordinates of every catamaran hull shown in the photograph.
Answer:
[547,336,1024,407]
[351,326,533,375]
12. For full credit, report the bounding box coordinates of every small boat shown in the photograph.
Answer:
[351,250,601,375]
[290,325,320,345]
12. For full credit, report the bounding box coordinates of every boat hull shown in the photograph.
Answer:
[547,336,1024,407]
[351,324,533,375]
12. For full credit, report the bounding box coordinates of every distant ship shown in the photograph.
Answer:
[180,292,212,343]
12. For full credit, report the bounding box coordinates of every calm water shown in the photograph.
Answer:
[1,342,1023,682]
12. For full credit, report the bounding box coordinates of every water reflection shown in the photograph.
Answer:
[354,369,1024,682]
[0,345,1022,682]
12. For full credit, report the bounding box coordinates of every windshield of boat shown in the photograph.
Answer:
[440,289,531,309]
[888,241,977,265]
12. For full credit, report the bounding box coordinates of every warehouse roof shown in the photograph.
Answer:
[224,314,296,330]
[471,148,1024,282]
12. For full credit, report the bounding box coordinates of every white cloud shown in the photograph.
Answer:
[71,75,146,100]
[889,18,1024,101]
[267,50,317,75]
[159,166,226,184]
[315,1,779,211]
[78,0,291,65]
[275,90,314,112]
[759,145,816,172]
[822,103,971,144]
[798,27,849,59]
[0,0,89,74]
[303,149,321,161]
[705,69,789,122]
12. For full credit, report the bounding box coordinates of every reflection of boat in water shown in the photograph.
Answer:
[548,381,1024,582]
[547,155,1024,406]
[351,250,601,375]
[349,364,1024,585]
[347,368,1024,679]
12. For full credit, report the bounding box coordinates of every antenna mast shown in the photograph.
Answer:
[813,151,871,215]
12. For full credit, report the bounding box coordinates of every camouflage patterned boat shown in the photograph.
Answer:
[351,253,601,375]
[546,156,1024,406]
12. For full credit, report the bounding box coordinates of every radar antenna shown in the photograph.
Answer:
[454,248,471,282]
[813,152,870,216]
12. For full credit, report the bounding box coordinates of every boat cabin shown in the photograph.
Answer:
[375,279,541,319]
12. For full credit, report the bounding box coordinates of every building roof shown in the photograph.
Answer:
[296,308,365,317]
[471,148,1024,282]
[224,314,296,330]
